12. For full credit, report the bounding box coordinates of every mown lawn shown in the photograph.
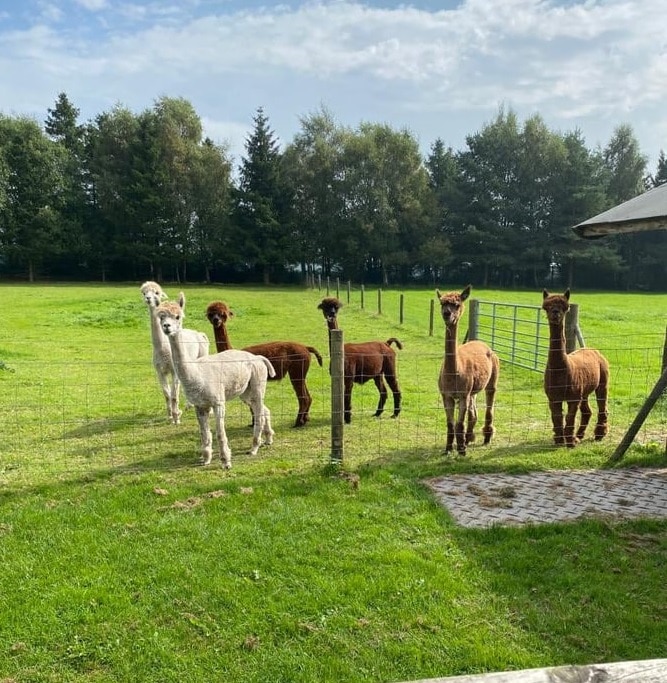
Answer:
[0,282,665,683]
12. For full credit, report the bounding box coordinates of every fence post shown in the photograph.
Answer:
[347,281,351,304]
[468,299,480,341]
[326,276,330,296]
[565,304,579,353]
[336,277,340,300]
[399,294,404,324]
[377,289,382,315]
[361,285,365,309]
[329,329,345,464]
[317,274,321,291]
[429,299,435,336]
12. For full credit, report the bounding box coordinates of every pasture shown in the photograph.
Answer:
[0,283,666,682]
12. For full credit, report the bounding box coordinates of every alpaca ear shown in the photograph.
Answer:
[178,292,186,310]
[435,289,442,300]
[160,290,168,300]
[564,288,570,301]
[461,285,472,301]
[543,289,549,300]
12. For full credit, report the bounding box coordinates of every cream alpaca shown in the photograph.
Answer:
[157,294,275,469]
[140,281,209,424]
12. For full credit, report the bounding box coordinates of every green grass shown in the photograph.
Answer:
[0,282,666,682]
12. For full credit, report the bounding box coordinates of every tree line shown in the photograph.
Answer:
[1,93,665,290]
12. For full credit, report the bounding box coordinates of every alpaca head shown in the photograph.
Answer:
[542,288,570,325]
[156,294,186,336]
[206,301,233,329]
[318,297,343,326]
[436,285,471,329]
[140,281,168,309]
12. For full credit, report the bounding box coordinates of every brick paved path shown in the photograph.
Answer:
[425,468,667,528]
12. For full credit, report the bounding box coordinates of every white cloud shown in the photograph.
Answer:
[1,0,666,166]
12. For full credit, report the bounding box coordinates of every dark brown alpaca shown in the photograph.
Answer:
[317,297,402,424]
[542,289,610,447]
[437,286,499,455]
[205,301,323,428]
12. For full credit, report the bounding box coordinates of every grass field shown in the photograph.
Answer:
[0,282,666,682]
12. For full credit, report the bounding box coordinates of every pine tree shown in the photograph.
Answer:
[653,150,667,186]
[233,108,290,284]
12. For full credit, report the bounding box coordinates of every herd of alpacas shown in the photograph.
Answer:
[141,281,610,469]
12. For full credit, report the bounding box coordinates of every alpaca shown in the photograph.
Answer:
[157,293,275,469]
[205,301,323,427]
[140,281,209,424]
[317,297,402,424]
[437,285,499,455]
[542,289,609,447]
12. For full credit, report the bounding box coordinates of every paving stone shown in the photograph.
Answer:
[424,468,667,528]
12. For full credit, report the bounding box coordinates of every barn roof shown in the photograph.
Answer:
[572,182,667,239]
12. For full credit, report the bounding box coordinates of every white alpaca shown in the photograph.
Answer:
[140,281,209,424]
[156,294,276,469]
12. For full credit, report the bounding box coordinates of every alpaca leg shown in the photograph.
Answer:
[157,372,176,423]
[344,379,354,424]
[289,375,311,428]
[195,406,214,465]
[482,385,496,445]
[465,395,478,445]
[549,401,565,445]
[577,397,592,441]
[247,398,264,456]
[373,377,388,417]
[212,403,232,468]
[564,401,580,447]
[443,395,456,453]
[594,384,609,440]
[262,406,275,445]
[170,376,182,425]
[385,373,402,419]
[455,398,468,455]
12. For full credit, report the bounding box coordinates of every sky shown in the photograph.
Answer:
[1,0,666,172]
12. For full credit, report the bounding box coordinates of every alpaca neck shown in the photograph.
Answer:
[167,330,201,380]
[213,323,232,353]
[547,320,568,368]
[149,307,169,349]
[443,322,459,373]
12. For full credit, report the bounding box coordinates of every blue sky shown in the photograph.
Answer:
[1,0,665,171]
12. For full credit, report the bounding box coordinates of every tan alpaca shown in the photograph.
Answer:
[437,285,499,455]
[542,289,609,447]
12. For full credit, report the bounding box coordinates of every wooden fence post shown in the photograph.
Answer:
[317,274,321,291]
[429,299,435,336]
[329,329,345,464]
[336,277,340,300]
[565,304,579,352]
[399,294,404,324]
[377,289,382,315]
[468,299,480,341]
[347,281,351,304]
[326,276,330,296]
[361,285,365,309]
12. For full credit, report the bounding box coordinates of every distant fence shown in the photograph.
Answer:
[309,275,585,372]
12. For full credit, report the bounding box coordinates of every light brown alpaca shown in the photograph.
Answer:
[317,297,402,424]
[542,289,609,447]
[205,301,323,427]
[437,285,499,455]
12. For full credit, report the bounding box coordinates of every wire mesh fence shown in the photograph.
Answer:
[2,334,665,483]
